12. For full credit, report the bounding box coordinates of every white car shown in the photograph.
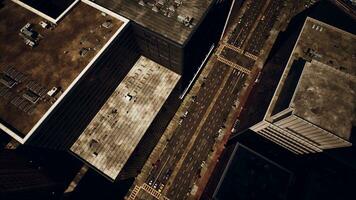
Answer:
[153,182,159,189]
[148,179,153,186]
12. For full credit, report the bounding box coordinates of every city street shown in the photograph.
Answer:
[127,0,287,199]
[167,68,246,199]
[145,62,231,191]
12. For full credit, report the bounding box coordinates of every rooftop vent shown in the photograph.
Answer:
[47,87,59,97]
[0,74,17,88]
[152,5,159,12]
[125,93,133,101]
[90,139,100,156]
[23,90,40,104]
[138,0,145,6]
[174,0,183,6]
[79,48,89,57]
[140,0,184,18]
[157,0,166,7]
[177,15,194,28]
[39,21,50,29]
[102,20,113,29]
[19,23,39,47]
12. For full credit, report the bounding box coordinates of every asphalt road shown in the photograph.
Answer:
[136,0,285,199]
[145,61,231,192]
[229,0,265,48]
[167,67,247,199]
[246,0,283,55]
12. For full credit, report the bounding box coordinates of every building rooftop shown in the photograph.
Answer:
[268,17,356,140]
[91,0,213,45]
[292,60,355,140]
[294,17,355,76]
[70,56,180,181]
[214,143,293,200]
[14,0,78,22]
[0,0,127,143]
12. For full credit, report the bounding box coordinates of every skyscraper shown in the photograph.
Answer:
[88,0,234,88]
[0,150,63,200]
[250,2,355,154]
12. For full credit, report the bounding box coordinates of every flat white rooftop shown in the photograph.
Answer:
[70,56,180,180]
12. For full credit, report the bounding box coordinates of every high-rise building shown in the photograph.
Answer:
[88,0,234,88]
[250,2,355,154]
[0,0,233,182]
[0,150,64,200]
[70,56,181,181]
[203,130,356,200]
[211,133,295,200]
[0,0,131,145]
[0,0,233,147]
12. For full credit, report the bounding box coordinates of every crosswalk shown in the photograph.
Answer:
[244,51,258,60]
[223,43,244,54]
[128,183,170,200]
[217,56,251,75]
[216,41,256,75]
[142,183,162,199]
[128,185,141,200]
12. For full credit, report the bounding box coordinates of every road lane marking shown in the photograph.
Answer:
[154,155,171,184]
